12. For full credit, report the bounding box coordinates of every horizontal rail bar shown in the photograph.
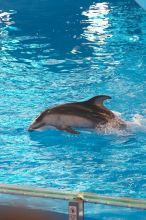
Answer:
[0,184,146,210]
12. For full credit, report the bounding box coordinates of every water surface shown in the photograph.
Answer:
[0,0,146,219]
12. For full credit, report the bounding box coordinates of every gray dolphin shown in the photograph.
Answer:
[28,95,126,134]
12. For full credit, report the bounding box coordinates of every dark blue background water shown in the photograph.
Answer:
[0,0,146,219]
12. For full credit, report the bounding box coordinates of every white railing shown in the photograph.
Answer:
[0,184,146,210]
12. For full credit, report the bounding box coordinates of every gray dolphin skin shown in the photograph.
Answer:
[28,95,126,134]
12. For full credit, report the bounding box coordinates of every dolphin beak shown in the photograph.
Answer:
[28,122,46,131]
[28,123,36,131]
[28,125,34,132]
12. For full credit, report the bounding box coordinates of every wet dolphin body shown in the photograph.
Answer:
[28,95,126,134]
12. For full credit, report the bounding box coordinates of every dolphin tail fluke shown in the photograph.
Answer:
[57,126,80,134]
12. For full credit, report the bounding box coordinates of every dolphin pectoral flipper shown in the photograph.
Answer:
[57,126,80,134]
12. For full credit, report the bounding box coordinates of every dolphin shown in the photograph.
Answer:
[28,95,126,134]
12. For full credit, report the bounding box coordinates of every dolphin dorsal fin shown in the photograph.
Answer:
[85,95,111,107]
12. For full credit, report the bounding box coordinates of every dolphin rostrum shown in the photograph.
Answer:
[28,95,126,134]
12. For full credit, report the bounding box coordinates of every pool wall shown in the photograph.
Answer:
[0,205,68,220]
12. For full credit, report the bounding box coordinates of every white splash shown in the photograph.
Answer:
[127,114,146,132]
[95,112,146,135]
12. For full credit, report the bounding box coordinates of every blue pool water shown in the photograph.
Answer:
[0,0,146,218]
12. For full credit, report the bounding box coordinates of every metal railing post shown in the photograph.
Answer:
[69,199,84,220]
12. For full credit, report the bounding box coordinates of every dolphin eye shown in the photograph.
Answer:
[35,117,42,123]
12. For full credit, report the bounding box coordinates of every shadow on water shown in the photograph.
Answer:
[28,129,112,149]
[28,127,134,151]
[27,128,129,164]
[1,0,96,55]
[1,0,142,56]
